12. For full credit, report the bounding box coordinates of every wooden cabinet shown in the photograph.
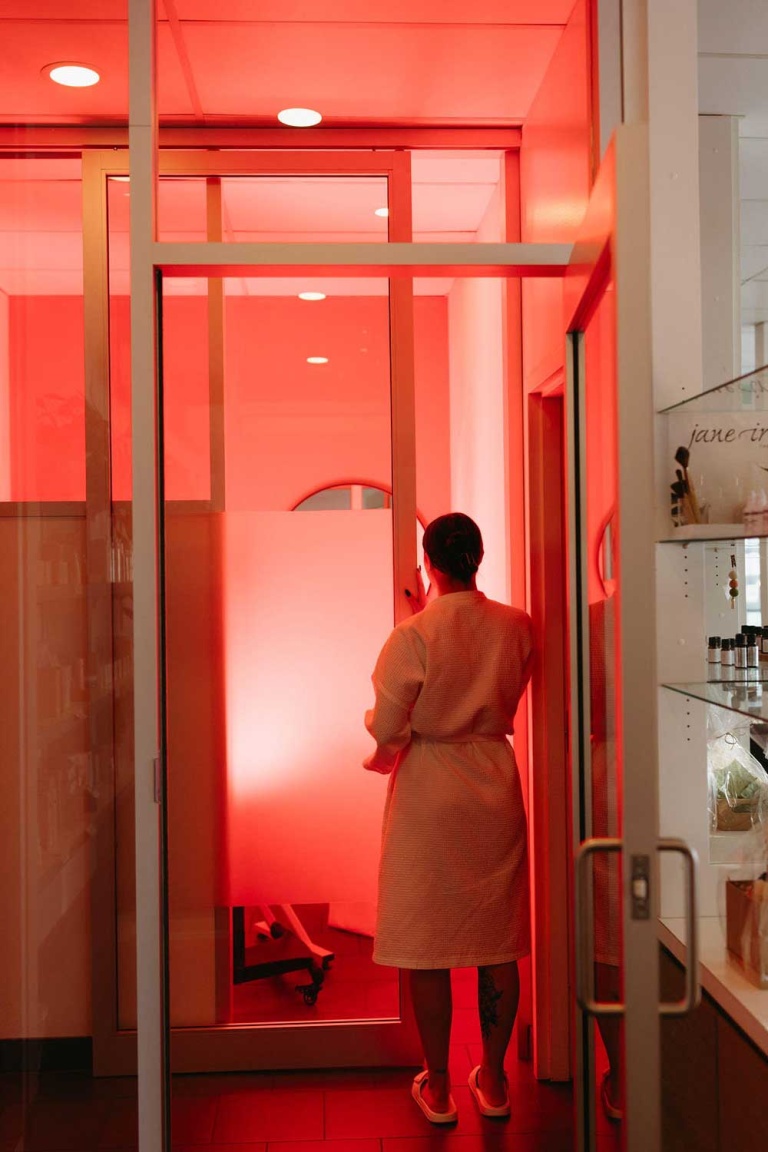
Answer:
[660,947,768,1152]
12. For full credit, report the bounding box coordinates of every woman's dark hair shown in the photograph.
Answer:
[423,513,484,583]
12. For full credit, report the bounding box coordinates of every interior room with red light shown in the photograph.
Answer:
[3,3,768,1151]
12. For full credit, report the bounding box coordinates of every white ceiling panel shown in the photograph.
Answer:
[698,0,768,55]
[741,200,768,247]
[698,56,768,123]
[741,245,768,283]
[741,279,768,309]
[740,138,768,199]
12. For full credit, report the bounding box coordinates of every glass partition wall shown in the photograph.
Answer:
[0,151,140,1142]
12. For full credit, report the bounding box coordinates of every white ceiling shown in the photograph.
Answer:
[699,0,768,331]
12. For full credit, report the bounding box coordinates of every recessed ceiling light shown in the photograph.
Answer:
[46,63,100,88]
[278,107,322,128]
[111,176,130,182]
[298,291,326,302]
[374,207,389,218]
[307,356,329,365]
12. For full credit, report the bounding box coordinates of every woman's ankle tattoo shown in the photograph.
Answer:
[478,969,504,1039]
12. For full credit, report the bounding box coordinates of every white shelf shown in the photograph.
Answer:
[660,524,750,542]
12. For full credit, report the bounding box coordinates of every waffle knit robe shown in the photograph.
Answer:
[365,590,533,969]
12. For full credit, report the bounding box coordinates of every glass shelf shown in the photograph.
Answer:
[663,678,768,724]
[658,525,762,543]
[660,364,768,534]
[659,364,768,415]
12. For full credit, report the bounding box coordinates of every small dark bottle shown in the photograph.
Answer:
[707,636,722,664]
[721,638,735,670]
[761,626,768,659]
[735,633,748,669]
[748,634,760,669]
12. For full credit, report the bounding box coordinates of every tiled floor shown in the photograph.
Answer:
[0,973,621,1151]
[0,1050,622,1152]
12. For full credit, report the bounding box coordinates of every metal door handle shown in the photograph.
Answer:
[575,838,624,1015]
[575,837,700,1017]
[658,838,700,1016]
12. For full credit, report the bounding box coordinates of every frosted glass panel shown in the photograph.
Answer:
[225,510,393,905]
[161,274,399,1027]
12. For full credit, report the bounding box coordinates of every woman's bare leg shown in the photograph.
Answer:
[477,961,520,1106]
[408,968,452,1111]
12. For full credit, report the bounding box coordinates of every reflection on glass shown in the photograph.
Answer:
[161,278,400,1025]
[0,146,136,1136]
[583,285,625,1128]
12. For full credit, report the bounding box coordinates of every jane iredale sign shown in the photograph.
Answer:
[667,374,768,525]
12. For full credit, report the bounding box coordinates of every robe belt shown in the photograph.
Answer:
[410,733,509,744]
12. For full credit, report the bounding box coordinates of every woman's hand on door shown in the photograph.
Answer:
[404,566,427,614]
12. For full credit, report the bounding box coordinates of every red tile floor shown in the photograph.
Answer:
[1,971,622,1151]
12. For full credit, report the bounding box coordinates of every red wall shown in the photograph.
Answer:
[520,0,592,392]
[11,293,450,518]
[9,297,86,501]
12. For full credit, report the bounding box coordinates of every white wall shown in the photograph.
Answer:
[447,181,510,604]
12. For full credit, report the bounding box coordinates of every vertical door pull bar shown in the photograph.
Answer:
[574,838,624,1015]
[658,838,700,1016]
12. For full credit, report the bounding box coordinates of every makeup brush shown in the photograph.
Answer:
[674,446,702,523]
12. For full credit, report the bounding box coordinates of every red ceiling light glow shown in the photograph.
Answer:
[45,63,100,88]
[277,107,322,127]
[306,356,329,364]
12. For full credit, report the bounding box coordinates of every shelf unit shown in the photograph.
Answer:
[656,365,768,1010]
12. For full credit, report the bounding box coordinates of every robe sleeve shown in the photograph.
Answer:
[363,626,424,773]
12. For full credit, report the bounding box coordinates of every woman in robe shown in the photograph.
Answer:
[364,513,534,1124]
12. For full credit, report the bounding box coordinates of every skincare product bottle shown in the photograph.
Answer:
[735,633,748,669]
[721,638,735,671]
[708,636,721,664]
[748,634,760,669]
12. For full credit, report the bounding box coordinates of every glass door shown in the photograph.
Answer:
[569,282,626,1152]
[566,131,700,1152]
[143,143,421,1083]
[157,266,421,1072]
